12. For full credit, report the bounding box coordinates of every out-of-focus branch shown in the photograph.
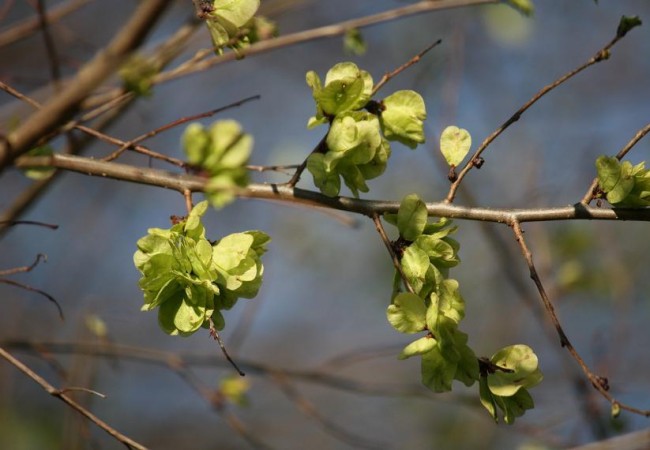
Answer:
[0,0,92,48]
[0,346,147,450]
[271,373,388,450]
[1,339,441,398]
[0,0,171,171]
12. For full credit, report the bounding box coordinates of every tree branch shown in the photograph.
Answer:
[15,153,650,223]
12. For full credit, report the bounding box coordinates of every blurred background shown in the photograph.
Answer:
[1,0,650,448]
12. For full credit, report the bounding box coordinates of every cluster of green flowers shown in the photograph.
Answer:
[134,201,269,336]
[182,120,252,208]
[305,63,426,197]
[596,155,650,207]
[385,194,542,423]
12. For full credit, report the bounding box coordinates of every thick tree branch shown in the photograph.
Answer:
[15,153,650,223]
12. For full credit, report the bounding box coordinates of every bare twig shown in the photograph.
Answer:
[101,95,261,162]
[0,19,200,238]
[509,220,650,418]
[209,317,245,376]
[581,122,650,205]
[58,386,107,398]
[372,39,442,96]
[0,253,47,276]
[0,80,185,167]
[445,23,636,203]
[183,189,193,214]
[0,219,58,229]
[0,346,148,450]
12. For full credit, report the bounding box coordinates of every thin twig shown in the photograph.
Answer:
[101,95,261,162]
[0,19,200,239]
[286,133,328,187]
[445,23,636,203]
[509,219,650,417]
[581,122,650,205]
[371,213,415,294]
[371,39,442,96]
[35,0,62,85]
[0,346,148,449]
[0,278,64,320]
[209,317,245,376]
[0,253,47,276]
[58,386,107,398]
[183,189,193,214]
[0,220,58,229]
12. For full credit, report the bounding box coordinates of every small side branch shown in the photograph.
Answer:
[0,346,148,449]
[286,134,328,188]
[0,253,47,276]
[0,279,64,320]
[446,23,635,203]
[372,39,442,96]
[509,220,650,417]
[371,213,415,294]
[102,95,260,162]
